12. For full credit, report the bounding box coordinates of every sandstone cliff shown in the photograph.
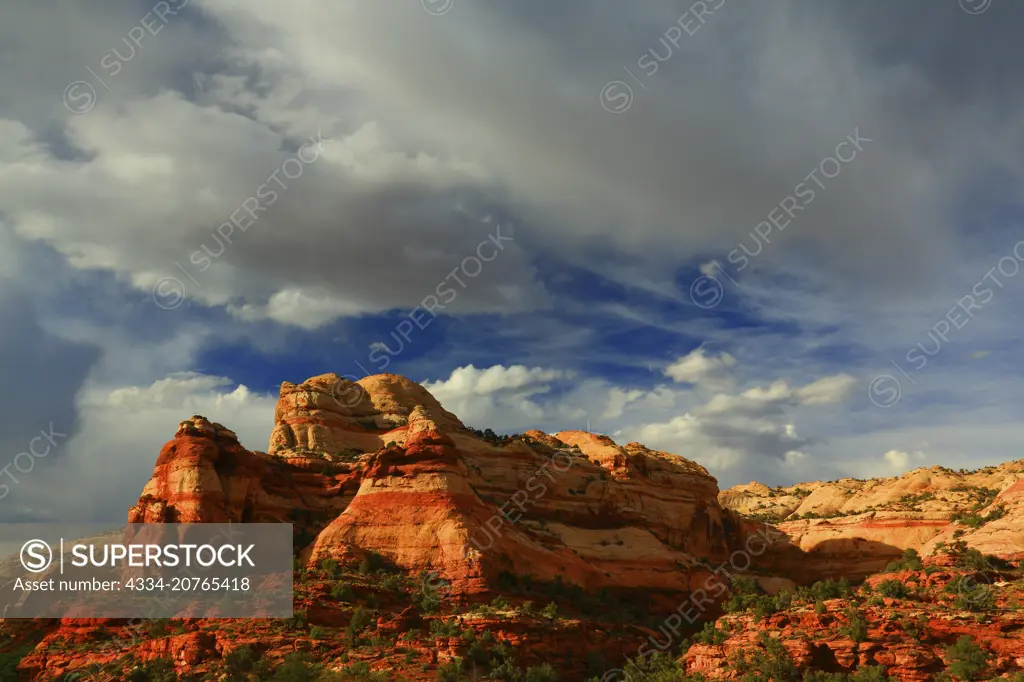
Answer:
[128,373,787,610]
[719,461,1024,579]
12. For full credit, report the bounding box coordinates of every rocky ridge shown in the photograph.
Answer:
[2,372,1022,680]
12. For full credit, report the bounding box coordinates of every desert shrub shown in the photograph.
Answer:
[320,558,341,579]
[429,619,461,638]
[883,548,923,573]
[620,652,700,682]
[540,602,559,620]
[0,646,34,682]
[731,635,799,682]
[524,663,559,682]
[944,636,990,680]
[323,661,389,680]
[273,653,317,682]
[840,608,868,643]
[850,666,896,681]
[287,609,308,630]
[950,576,996,612]
[223,646,256,674]
[330,582,354,601]
[797,578,851,602]
[693,621,730,646]
[346,607,373,644]
[876,580,908,599]
[380,574,404,591]
[435,657,463,682]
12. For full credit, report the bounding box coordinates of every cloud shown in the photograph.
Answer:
[698,373,856,417]
[3,373,277,523]
[883,449,927,471]
[664,348,737,389]
[795,374,859,405]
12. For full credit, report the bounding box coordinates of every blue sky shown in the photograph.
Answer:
[2,0,1024,523]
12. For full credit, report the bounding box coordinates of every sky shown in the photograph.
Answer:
[2,0,1024,523]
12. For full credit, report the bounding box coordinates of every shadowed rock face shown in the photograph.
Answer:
[127,373,799,608]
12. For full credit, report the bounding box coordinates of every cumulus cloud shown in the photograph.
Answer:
[664,348,737,389]
[4,0,1024,331]
[698,373,856,417]
[4,0,1024,516]
[422,364,568,429]
[4,374,277,523]
[883,449,927,471]
[421,361,858,483]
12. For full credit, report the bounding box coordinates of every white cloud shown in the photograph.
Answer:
[664,348,737,389]
[422,364,568,429]
[8,373,277,523]
[883,449,926,470]
[795,374,859,406]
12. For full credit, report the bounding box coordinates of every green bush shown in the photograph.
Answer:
[850,666,896,682]
[731,635,799,682]
[945,636,990,680]
[840,608,868,643]
[692,621,729,646]
[429,619,461,638]
[330,582,355,601]
[320,558,341,579]
[273,653,318,682]
[876,580,908,599]
[346,607,373,644]
[951,576,996,612]
[223,646,257,674]
[883,548,923,573]
[524,663,559,682]
[0,646,32,682]
[435,657,462,682]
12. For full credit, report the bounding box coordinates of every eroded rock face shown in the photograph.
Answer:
[719,460,1024,578]
[129,415,360,532]
[128,374,793,610]
[682,568,1024,681]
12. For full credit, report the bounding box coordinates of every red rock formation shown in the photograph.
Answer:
[9,371,1024,680]
[682,567,1024,681]
[124,374,793,611]
[719,460,1024,579]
